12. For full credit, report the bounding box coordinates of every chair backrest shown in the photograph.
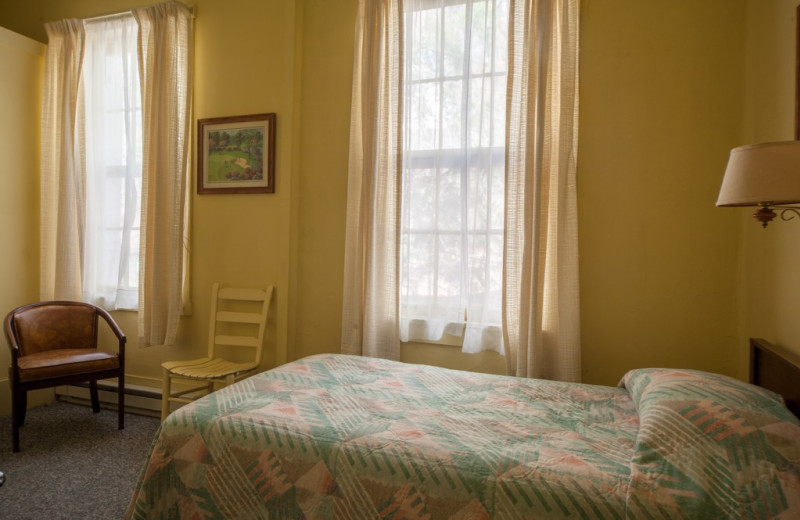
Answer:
[6,302,99,357]
[207,283,274,366]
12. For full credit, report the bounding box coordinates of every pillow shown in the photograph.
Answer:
[620,367,795,422]
[619,368,800,519]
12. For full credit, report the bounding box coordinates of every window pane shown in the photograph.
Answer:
[469,1,488,74]
[410,7,440,81]
[101,175,124,228]
[441,80,462,149]
[437,168,462,231]
[466,166,489,230]
[408,82,440,151]
[468,76,490,148]
[406,168,436,230]
[467,234,487,293]
[442,4,466,77]
[406,232,436,296]
[437,233,462,298]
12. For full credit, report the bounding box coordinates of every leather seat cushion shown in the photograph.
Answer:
[17,349,120,382]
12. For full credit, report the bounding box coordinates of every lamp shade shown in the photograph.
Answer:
[716,141,800,207]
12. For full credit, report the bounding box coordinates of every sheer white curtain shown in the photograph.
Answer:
[503,0,580,380]
[82,14,141,310]
[342,0,404,360]
[400,0,508,354]
[134,2,193,347]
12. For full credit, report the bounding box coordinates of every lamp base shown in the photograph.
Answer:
[753,206,777,228]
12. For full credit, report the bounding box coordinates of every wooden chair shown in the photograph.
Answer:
[4,301,126,452]
[161,283,273,420]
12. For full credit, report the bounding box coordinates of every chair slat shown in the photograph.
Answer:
[216,311,262,324]
[173,358,256,379]
[162,357,212,371]
[214,335,259,347]
[218,287,267,302]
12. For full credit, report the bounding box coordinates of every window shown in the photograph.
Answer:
[82,15,142,310]
[400,0,509,353]
[345,0,580,373]
[42,3,192,345]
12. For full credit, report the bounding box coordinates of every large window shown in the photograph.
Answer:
[42,3,192,346]
[82,15,142,310]
[400,0,508,353]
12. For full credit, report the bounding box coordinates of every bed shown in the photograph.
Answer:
[126,338,800,519]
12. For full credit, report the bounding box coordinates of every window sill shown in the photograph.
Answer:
[402,332,464,348]
[403,320,503,352]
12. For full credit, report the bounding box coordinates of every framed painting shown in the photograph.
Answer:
[197,113,276,194]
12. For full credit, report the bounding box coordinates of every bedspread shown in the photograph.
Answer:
[126,354,800,519]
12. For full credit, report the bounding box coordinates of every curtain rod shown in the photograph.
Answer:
[44,1,195,24]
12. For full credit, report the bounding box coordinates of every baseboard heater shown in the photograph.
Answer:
[56,381,162,418]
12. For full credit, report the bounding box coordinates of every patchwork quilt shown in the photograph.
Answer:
[126,355,800,519]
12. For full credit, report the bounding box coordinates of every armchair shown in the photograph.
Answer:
[4,301,126,452]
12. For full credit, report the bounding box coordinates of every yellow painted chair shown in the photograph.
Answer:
[161,283,274,420]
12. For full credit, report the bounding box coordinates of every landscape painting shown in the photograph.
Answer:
[198,113,276,194]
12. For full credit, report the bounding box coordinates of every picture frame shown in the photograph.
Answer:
[197,113,276,194]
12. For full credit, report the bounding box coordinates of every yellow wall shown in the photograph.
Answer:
[739,1,800,362]
[578,0,746,384]
[292,0,508,375]
[0,27,47,414]
[0,0,299,393]
[0,0,794,396]
[292,0,355,362]
[295,0,751,385]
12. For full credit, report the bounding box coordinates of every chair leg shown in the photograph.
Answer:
[89,381,101,413]
[11,390,24,453]
[118,373,124,430]
[15,390,27,428]
[161,368,171,421]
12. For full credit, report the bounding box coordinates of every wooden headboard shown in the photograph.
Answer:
[750,338,800,418]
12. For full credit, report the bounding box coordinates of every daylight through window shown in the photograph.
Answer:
[82,14,142,310]
[400,0,508,353]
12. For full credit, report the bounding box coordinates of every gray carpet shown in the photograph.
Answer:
[0,401,161,519]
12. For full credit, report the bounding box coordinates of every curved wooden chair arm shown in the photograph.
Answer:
[95,306,127,354]
[4,311,22,364]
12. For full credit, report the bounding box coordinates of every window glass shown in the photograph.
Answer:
[82,15,142,310]
[400,0,508,354]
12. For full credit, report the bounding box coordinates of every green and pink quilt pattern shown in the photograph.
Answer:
[126,355,800,519]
